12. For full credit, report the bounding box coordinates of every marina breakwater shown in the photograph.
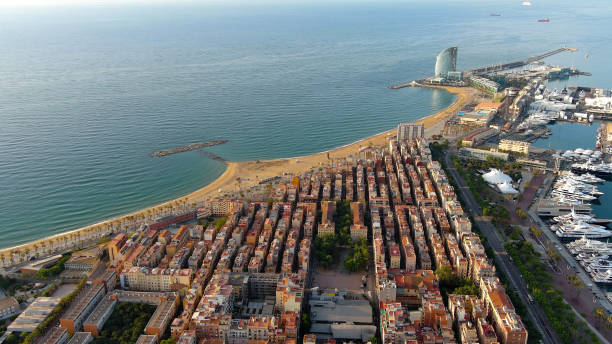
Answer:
[152,139,228,157]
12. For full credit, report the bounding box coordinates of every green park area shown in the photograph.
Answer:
[91,302,156,344]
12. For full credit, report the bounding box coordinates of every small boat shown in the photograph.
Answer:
[538,18,550,22]
[522,1,532,6]
[490,13,501,16]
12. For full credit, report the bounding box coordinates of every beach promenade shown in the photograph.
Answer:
[0,85,478,268]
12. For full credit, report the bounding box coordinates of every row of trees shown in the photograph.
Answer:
[334,200,353,245]
[313,233,337,268]
[314,201,372,272]
[7,277,89,344]
[440,146,543,342]
[505,241,601,344]
[1,197,205,268]
[434,265,479,300]
[344,238,370,272]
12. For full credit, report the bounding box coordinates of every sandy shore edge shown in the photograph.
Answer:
[0,85,477,262]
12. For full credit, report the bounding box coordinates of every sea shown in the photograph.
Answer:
[1,0,611,249]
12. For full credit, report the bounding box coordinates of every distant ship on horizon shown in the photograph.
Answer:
[522,1,532,6]
[538,18,550,22]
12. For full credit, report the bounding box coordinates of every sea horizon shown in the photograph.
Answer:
[1,0,611,249]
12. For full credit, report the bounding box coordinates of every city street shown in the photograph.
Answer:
[443,149,560,344]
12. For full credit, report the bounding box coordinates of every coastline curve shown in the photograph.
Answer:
[0,85,477,266]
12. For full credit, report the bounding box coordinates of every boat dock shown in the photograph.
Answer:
[152,139,228,157]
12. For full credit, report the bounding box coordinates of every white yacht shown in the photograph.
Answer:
[566,236,612,255]
[553,209,596,224]
[592,269,612,284]
[551,188,597,202]
[572,160,612,177]
[554,222,612,239]
[576,252,609,262]
[553,181,603,197]
[583,259,612,273]
[579,173,606,184]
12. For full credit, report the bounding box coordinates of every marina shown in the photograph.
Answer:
[532,117,612,287]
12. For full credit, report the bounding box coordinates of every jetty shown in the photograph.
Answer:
[152,139,228,157]
[467,47,577,75]
[388,80,419,89]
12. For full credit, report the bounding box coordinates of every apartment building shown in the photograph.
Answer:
[499,139,530,155]
[481,277,528,344]
[119,267,193,291]
[349,202,367,241]
[82,297,117,336]
[60,284,106,334]
[66,332,93,344]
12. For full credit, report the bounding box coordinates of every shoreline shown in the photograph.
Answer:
[0,85,478,265]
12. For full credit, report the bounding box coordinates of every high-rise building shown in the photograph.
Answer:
[434,47,458,78]
[397,123,424,141]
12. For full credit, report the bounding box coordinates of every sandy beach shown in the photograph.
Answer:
[0,85,478,265]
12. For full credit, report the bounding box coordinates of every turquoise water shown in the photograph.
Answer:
[1,0,611,248]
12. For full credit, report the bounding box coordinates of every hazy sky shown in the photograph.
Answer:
[0,0,182,6]
[0,0,437,8]
[0,0,327,7]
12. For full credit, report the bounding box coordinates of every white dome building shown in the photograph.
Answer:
[498,182,519,194]
[482,168,513,185]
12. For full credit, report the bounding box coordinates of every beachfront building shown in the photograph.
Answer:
[397,123,425,142]
[468,76,500,95]
[65,246,103,271]
[434,47,458,78]
[207,199,245,217]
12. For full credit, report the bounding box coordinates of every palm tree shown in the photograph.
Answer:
[594,308,606,328]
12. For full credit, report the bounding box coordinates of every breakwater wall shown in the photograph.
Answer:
[152,139,228,157]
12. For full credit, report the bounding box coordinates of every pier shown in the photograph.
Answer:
[152,139,228,157]
[467,47,577,75]
[388,47,578,89]
[388,80,419,89]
